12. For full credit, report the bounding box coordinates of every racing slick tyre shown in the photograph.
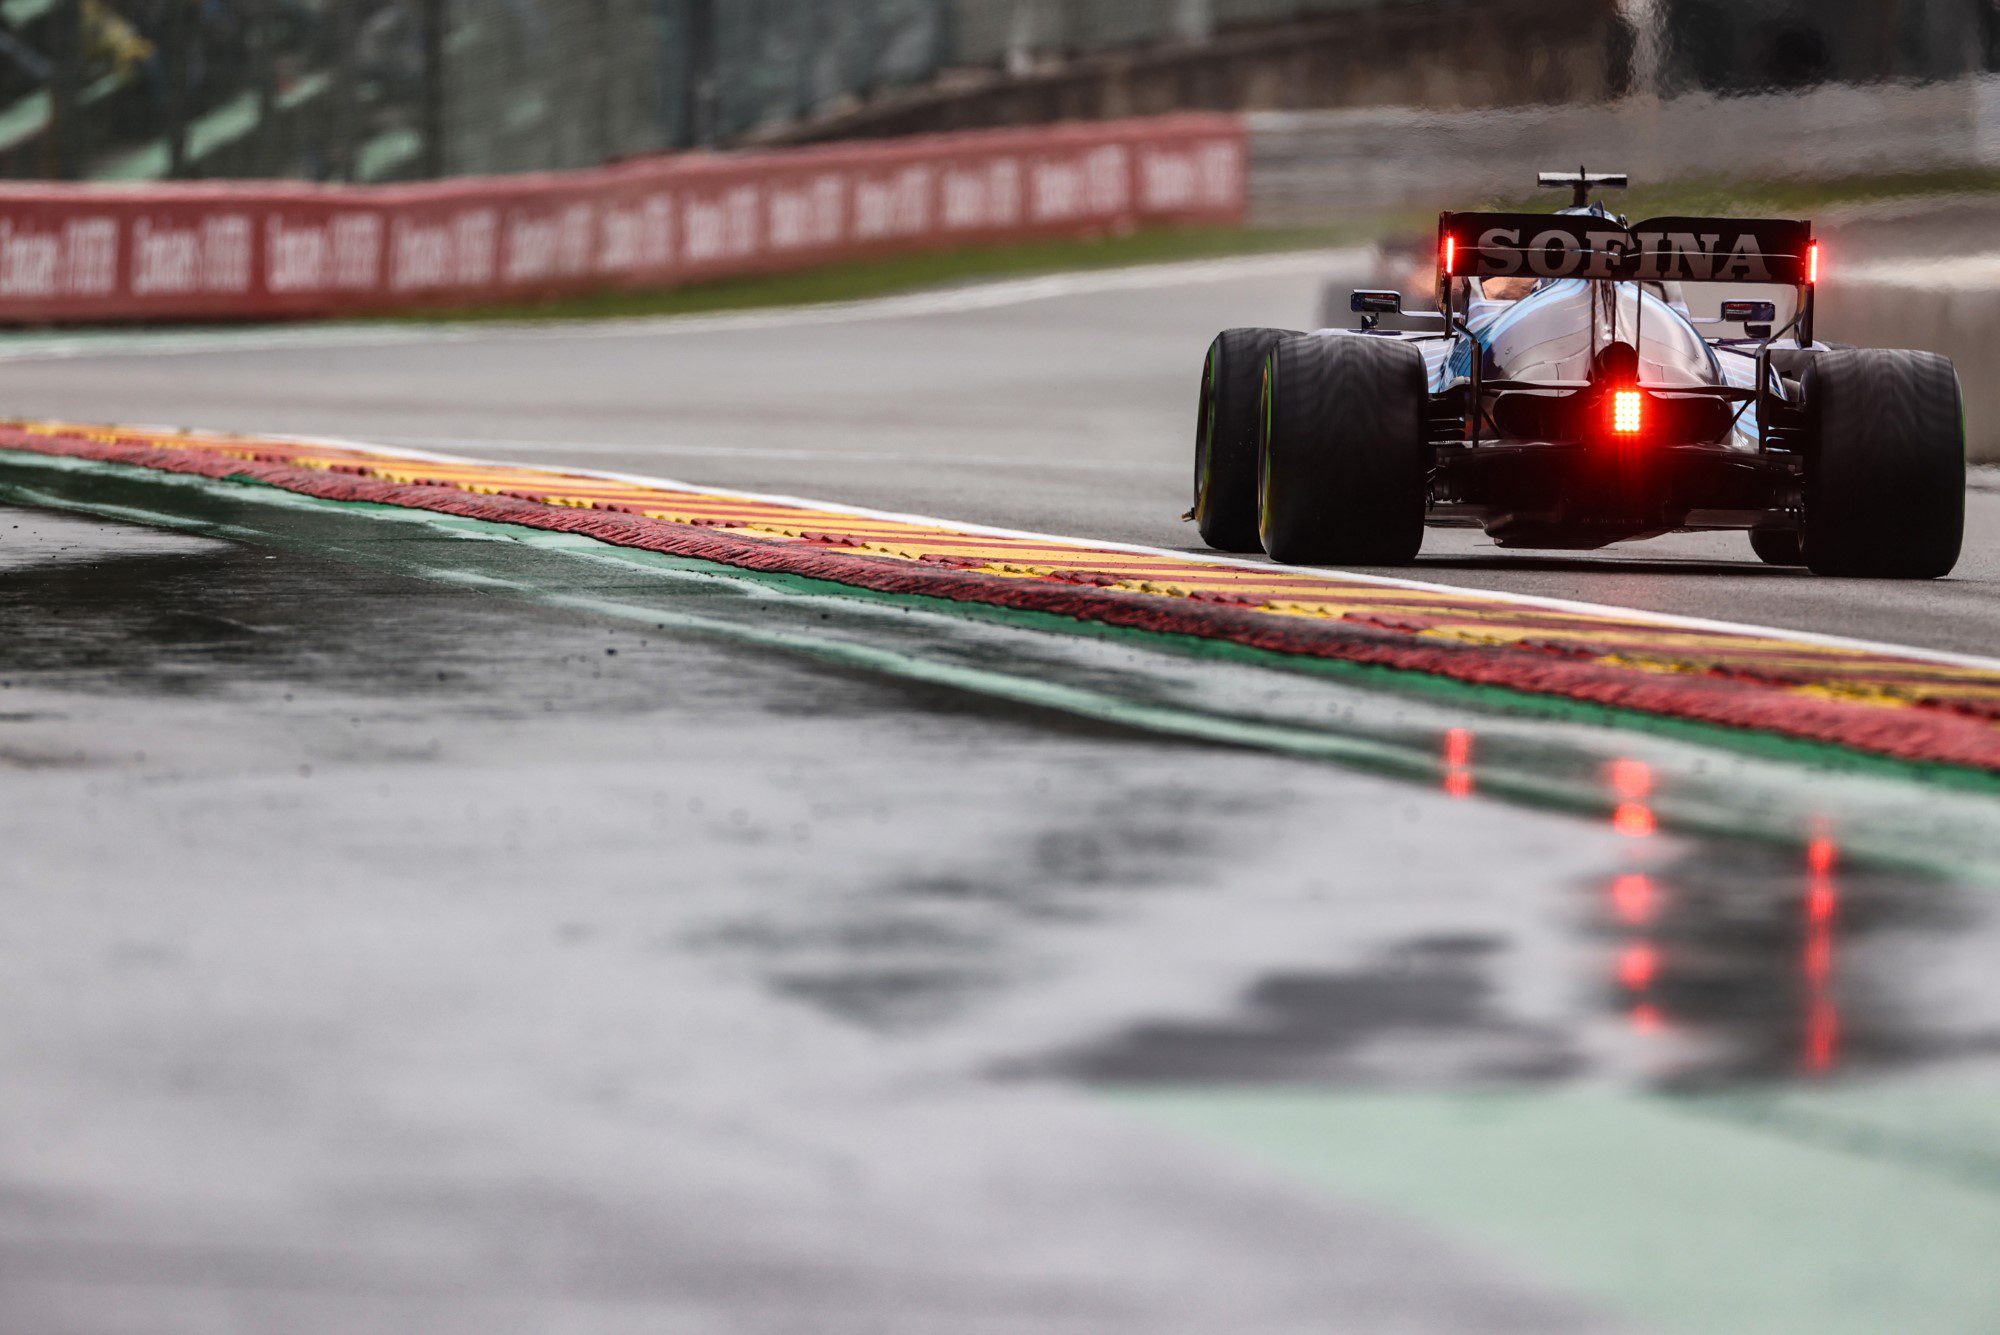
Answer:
[1258,334,1428,565]
[1194,327,1295,552]
[1749,529,1805,566]
[1801,349,1964,579]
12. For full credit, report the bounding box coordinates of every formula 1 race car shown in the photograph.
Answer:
[1191,170,1965,577]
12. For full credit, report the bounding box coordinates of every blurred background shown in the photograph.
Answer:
[0,0,1993,188]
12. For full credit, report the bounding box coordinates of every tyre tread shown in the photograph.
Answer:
[1803,348,1964,578]
[1259,334,1428,565]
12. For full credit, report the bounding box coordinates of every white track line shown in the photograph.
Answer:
[0,249,1365,366]
[116,418,2000,679]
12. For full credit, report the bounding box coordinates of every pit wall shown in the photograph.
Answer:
[0,115,1244,323]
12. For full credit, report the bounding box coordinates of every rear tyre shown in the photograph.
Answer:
[1801,349,1964,578]
[1258,334,1429,565]
[1749,529,1804,566]
[1194,327,1295,552]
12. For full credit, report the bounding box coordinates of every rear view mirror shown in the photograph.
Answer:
[1721,300,1777,324]
[1351,290,1403,314]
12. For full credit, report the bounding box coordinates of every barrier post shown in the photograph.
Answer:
[593,0,616,162]
[421,0,448,176]
[792,2,816,120]
[684,0,716,147]
[162,0,189,177]
[248,0,278,174]
[46,0,81,179]
[329,0,359,180]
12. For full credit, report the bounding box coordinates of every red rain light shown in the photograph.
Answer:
[1443,234,1457,276]
[1807,241,1819,285]
[1610,389,1643,435]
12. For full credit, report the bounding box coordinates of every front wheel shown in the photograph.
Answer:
[1802,349,1964,578]
[1258,334,1429,565]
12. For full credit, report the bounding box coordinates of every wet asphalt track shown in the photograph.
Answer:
[4,247,2000,1332]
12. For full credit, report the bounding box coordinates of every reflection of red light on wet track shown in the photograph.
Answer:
[1619,943,1660,990]
[1605,760,1656,837]
[1611,873,1657,925]
[1802,825,1842,1074]
[1608,759,1653,800]
[1806,997,1839,1071]
[1443,728,1472,768]
[1441,728,1474,798]
[1605,760,1664,1034]
[1612,802,1657,838]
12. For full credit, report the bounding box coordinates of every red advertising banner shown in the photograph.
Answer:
[0,115,1245,324]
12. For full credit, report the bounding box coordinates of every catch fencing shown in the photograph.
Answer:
[0,0,1423,185]
[0,112,1244,322]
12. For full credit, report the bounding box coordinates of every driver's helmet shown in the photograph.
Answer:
[1478,274,1540,302]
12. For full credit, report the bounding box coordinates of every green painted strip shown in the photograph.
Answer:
[1117,1087,2000,1335]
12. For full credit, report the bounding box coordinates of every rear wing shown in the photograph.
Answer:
[1440,212,1815,286]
